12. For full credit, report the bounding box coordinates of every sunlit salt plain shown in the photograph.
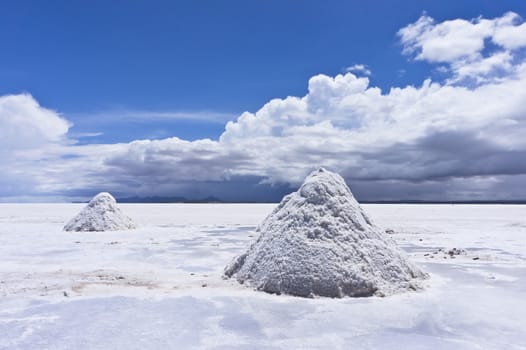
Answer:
[0,203,525,350]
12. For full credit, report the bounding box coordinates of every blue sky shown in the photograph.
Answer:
[2,0,524,142]
[2,1,526,201]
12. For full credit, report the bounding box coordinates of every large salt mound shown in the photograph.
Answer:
[225,168,427,298]
[64,192,136,232]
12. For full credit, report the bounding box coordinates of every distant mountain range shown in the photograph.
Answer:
[70,194,526,204]
[116,196,224,203]
[109,197,526,204]
[360,200,526,204]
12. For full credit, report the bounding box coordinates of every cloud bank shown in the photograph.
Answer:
[2,12,526,201]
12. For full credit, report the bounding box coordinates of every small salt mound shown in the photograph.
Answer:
[64,192,136,232]
[225,168,427,298]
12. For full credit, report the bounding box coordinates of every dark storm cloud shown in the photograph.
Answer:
[338,130,526,183]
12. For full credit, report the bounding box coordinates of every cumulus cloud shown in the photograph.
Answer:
[0,94,72,199]
[0,94,70,150]
[3,12,526,201]
[398,12,526,84]
[493,12,526,49]
[218,68,526,181]
[398,15,494,62]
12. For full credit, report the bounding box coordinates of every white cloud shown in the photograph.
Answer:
[0,94,71,150]
[398,15,494,63]
[449,51,514,83]
[345,64,371,76]
[493,12,526,50]
[398,12,526,84]
[0,94,72,198]
[70,132,104,138]
[217,67,526,181]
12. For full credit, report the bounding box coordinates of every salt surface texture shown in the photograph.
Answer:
[225,168,427,297]
[64,192,136,232]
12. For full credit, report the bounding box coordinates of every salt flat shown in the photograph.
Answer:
[0,204,525,349]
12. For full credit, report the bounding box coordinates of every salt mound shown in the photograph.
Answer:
[225,168,427,298]
[64,192,136,232]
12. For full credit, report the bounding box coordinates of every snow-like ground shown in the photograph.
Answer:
[0,204,525,349]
